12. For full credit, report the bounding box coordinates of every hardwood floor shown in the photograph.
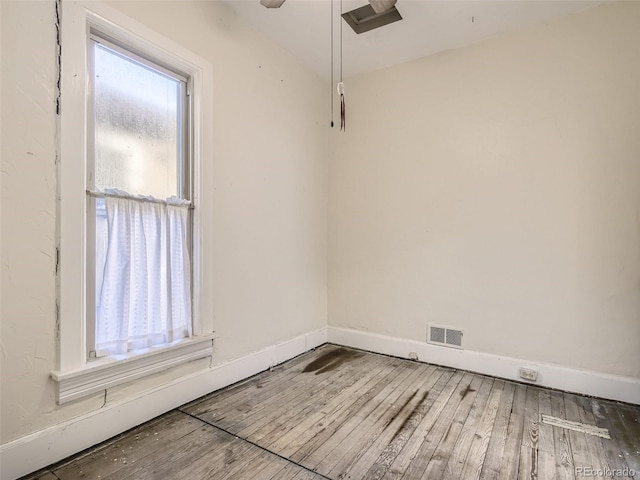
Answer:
[25,345,640,480]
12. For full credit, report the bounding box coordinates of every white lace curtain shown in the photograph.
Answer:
[96,190,192,356]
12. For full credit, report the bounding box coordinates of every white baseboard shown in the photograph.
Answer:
[327,326,640,405]
[0,327,327,480]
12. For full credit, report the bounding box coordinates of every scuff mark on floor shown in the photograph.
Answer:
[302,348,363,375]
[383,389,420,431]
[390,390,429,441]
[460,384,476,399]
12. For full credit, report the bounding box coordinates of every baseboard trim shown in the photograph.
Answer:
[0,327,328,480]
[327,326,640,405]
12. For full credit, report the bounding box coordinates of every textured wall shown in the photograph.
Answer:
[328,1,640,378]
[0,0,328,444]
[1,0,60,443]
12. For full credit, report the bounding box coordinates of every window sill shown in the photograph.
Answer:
[51,335,215,404]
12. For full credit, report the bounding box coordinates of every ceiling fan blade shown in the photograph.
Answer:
[260,0,286,8]
[369,0,397,14]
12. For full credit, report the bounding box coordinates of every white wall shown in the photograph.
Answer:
[328,1,640,379]
[1,0,327,446]
[1,0,60,444]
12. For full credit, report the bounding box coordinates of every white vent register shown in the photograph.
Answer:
[427,324,464,349]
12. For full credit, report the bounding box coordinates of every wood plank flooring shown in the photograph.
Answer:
[25,345,640,480]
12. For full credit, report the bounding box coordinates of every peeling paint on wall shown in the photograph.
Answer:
[54,0,61,116]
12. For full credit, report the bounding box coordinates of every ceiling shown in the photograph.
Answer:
[223,0,605,79]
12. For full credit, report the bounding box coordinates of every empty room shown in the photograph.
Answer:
[1,0,639,479]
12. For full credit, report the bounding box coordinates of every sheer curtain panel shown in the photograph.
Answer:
[96,190,192,356]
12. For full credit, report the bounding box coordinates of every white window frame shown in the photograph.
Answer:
[53,1,215,404]
[86,32,192,359]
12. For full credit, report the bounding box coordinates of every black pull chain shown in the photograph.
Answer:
[340,87,345,131]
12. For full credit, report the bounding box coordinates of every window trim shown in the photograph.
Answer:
[51,336,214,404]
[55,1,214,403]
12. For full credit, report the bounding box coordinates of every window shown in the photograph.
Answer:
[87,34,192,358]
[53,1,214,404]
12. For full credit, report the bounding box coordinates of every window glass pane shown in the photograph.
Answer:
[94,43,181,199]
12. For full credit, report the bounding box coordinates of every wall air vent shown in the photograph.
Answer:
[427,324,464,349]
[342,4,402,35]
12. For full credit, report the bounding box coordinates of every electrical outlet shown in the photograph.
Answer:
[519,367,538,382]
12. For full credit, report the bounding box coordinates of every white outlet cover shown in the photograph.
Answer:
[519,367,538,381]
